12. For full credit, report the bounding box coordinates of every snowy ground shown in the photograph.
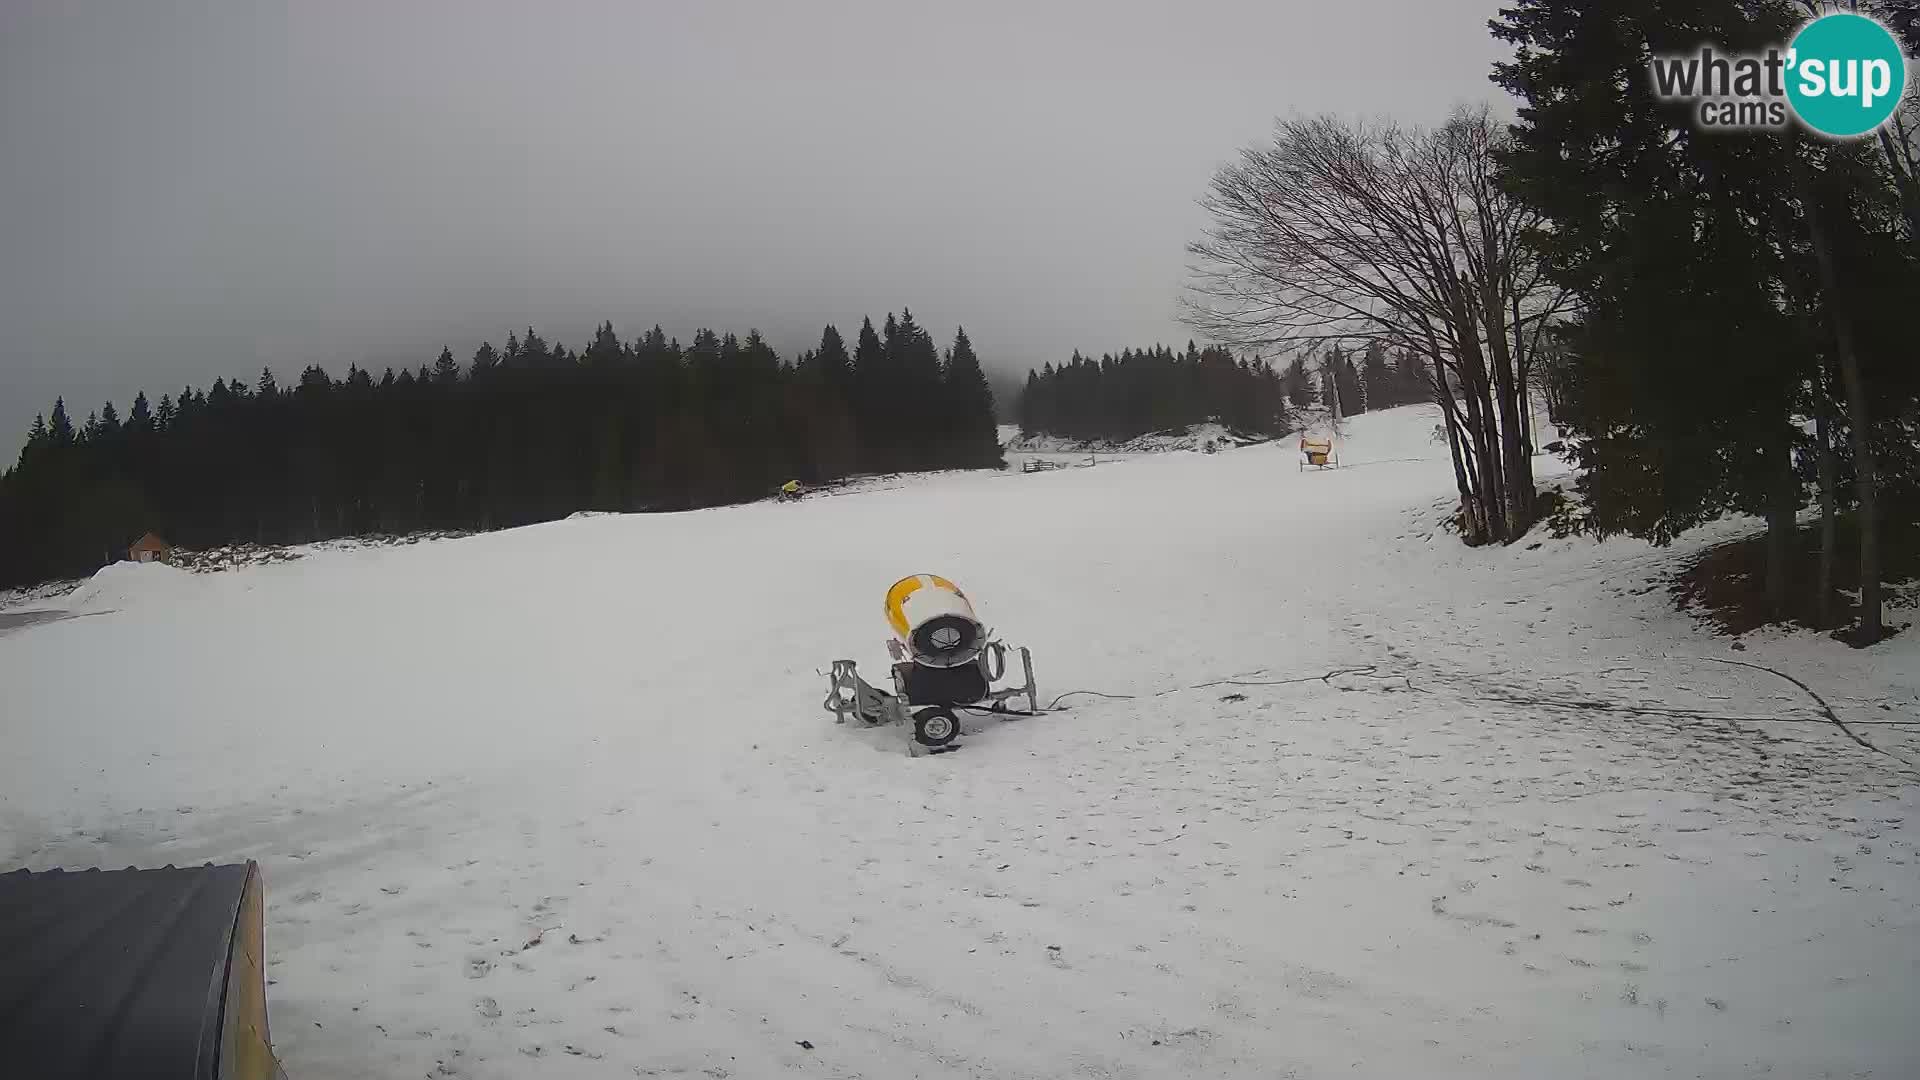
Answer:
[4,405,1917,1079]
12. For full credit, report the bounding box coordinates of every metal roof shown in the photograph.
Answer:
[0,863,254,1079]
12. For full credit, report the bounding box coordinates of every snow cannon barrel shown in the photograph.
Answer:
[885,574,986,669]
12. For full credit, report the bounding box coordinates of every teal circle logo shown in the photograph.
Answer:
[1786,13,1908,138]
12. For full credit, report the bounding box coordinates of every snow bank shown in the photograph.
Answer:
[63,560,201,613]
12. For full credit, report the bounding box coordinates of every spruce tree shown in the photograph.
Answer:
[851,316,890,470]
[1282,357,1313,410]
[815,325,852,395]
[1017,371,1042,435]
[470,341,500,378]
[1325,346,1362,416]
[49,398,74,445]
[1360,341,1393,410]
[584,321,623,368]
[1494,0,1818,618]
[942,327,1003,467]
[890,310,944,467]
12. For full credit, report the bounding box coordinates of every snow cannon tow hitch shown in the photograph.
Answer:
[823,574,1039,755]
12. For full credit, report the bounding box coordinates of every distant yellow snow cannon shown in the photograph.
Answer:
[1299,437,1337,471]
[824,574,1039,754]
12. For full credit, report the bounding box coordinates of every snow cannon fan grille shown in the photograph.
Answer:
[909,614,984,669]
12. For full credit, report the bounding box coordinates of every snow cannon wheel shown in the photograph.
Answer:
[912,706,961,747]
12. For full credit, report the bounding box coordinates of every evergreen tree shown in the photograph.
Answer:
[584,321,623,368]
[1016,342,1292,442]
[891,310,945,468]
[1017,370,1043,435]
[851,316,892,469]
[1283,357,1313,410]
[1360,340,1393,410]
[433,346,461,384]
[470,341,500,378]
[1492,0,1919,638]
[1392,349,1432,405]
[49,398,73,445]
[941,327,1004,467]
[0,308,1011,587]
[815,324,852,394]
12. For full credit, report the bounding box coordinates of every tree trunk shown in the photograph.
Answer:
[1463,370,1505,543]
[1806,196,1885,644]
[1429,348,1485,544]
[1481,284,1535,540]
[1876,127,1920,245]
[1763,428,1796,621]
[1441,399,1480,541]
[1448,294,1507,542]
[1816,404,1838,629]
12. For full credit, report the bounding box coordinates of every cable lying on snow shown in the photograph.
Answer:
[1044,658,1914,765]
[1046,665,1395,711]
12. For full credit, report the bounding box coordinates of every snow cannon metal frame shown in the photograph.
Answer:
[824,574,1039,755]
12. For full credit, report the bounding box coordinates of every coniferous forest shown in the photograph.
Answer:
[0,311,1002,588]
[1014,340,1431,443]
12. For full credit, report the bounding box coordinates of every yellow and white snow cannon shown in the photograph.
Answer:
[824,574,1039,754]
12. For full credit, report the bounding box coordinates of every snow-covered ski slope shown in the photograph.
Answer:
[4,405,1917,1079]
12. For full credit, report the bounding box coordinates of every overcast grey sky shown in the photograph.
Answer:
[0,0,1511,446]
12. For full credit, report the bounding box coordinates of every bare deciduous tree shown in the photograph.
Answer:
[1184,107,1568,544]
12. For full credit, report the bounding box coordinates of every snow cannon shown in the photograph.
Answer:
[884,573,986,668]
[824,574,1040,755]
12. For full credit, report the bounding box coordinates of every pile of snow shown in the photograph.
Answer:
[1005,420,1271,455]
[3,403,1916,1079]
[62,560,202,613]
[0,577,87,612]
